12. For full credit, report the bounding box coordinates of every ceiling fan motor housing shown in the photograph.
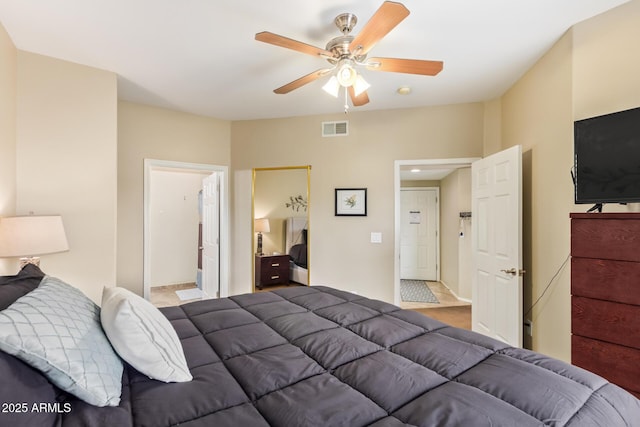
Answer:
[326,35,367,64]
[334,13,357,34]
[326,13,367,65]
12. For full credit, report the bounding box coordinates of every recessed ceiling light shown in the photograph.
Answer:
[397,86,411,95]
[411,168,420,173]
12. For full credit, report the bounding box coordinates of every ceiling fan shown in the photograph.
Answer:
[255,1,443,109]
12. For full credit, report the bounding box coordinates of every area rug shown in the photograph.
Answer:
[400,280,439,303]
[175,288,204,301]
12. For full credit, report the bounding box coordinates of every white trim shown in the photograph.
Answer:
[143,159,229,300]
[439,279,472,304]
[394,158,480,306]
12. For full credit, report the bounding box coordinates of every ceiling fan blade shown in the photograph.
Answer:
[366,57,443,75]
[256,31,334,58]
[348,86,370,106]
[274,69,332,94]
[348,1,410,56]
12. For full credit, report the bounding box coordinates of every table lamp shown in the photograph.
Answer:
[254,218,270,256]
[0,215,69,268]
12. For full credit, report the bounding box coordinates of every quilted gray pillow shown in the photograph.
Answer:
[0,276,123,407]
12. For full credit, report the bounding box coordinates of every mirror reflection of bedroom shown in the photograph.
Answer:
[252,166,310,292]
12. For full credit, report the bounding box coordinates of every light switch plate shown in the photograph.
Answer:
[370,232,382,243]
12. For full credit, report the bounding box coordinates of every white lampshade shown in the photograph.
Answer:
[353,74,370,97]
[254,218,271,233]
[0,215,69,258]
[322,76,340,98]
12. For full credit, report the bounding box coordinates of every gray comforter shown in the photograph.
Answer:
[5,283,640,426]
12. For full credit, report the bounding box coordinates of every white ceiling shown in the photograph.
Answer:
[0,0,628,121]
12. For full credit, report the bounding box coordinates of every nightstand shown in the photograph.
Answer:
[255,254,290,290]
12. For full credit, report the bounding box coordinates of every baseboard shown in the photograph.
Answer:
[438,280,472,304]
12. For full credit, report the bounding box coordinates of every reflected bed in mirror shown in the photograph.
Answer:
[252,166,311,292]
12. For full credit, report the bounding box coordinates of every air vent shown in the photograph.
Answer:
[322,121,349,137]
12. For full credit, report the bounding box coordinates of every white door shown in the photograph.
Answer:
[400,188,438,280]
[202,173,220,298]
[471,145,523,347]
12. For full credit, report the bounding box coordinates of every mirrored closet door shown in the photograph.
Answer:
[252,166,310,291]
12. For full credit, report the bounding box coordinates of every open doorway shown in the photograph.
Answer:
[143,159,229,303]
[394,158,479,308]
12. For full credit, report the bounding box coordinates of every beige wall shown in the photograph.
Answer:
[483,99,502,156]
[0,23,17,274]
[15,52,117,302]
[456,168,472,300]
[501,32,574,360]
[116,102,231,295]
[440,172,459,295]
[440,168,472,300]
[499,0,640,361]
[232,104,484,300]
[573,0,640,120]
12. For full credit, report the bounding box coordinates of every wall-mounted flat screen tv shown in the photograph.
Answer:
[574,106,640,205]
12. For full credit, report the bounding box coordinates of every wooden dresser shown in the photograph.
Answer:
[570,213,640,398]
[255,254,290,290]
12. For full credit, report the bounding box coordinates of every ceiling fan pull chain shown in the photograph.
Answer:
[344,88,350,114]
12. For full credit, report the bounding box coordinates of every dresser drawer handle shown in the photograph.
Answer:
[270,275,280,280]
[271,263,280,267]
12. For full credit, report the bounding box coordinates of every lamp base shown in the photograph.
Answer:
[19,257,41,268]
[256,232,263,256]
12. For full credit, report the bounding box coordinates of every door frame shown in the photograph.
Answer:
[394,158,480,306]
[400,187,440,281]
[143,159,229,300]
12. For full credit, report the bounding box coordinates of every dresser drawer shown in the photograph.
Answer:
[260,263,288,284]
[572,296,640,350]
[571,257,640,305]
[572,335,640,398]
[255,255,290,289]
[571,215,640,262]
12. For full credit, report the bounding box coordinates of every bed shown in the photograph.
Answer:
[1,265,639,427]
[285,216,308,285]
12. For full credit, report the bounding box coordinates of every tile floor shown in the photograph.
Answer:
[149,282,304,308]
[399,281,471,310]
[150,283,200,308]
[151,281,468,309]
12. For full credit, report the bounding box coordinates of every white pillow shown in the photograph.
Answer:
[0,276,123,407]
[100,287,192,383]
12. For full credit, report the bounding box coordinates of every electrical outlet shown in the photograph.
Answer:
[524,320,533,336]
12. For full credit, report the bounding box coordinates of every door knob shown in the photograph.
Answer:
[500,268,526,276]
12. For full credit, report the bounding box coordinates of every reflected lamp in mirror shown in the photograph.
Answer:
[0,215,69,268]
[254,218,270,256]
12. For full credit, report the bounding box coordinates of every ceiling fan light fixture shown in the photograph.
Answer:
[353,74,370,97]
[337,62,358,87]
[322,76,340,97]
